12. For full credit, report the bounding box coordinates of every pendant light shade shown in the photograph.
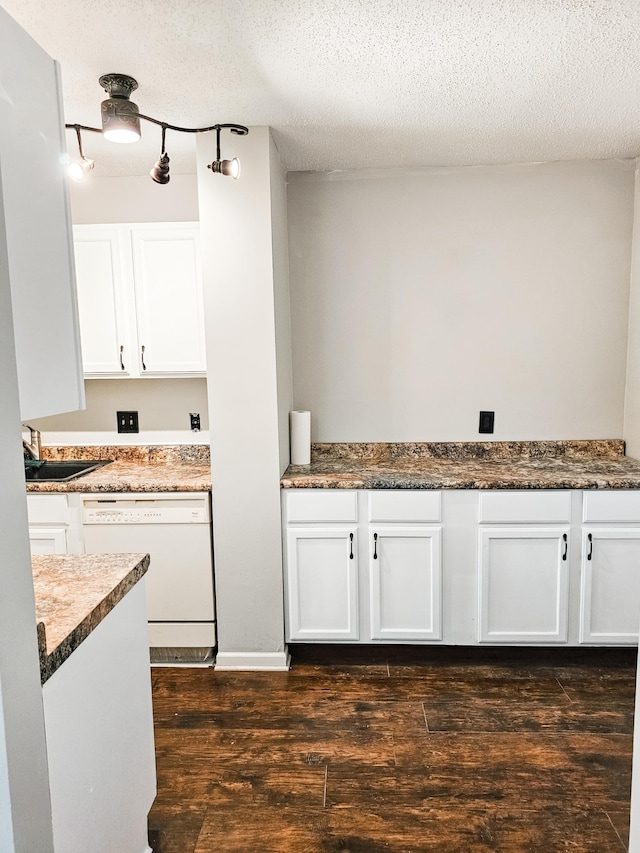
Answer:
[99,73,142,143]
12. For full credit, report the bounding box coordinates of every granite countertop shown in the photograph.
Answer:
[33,552,150,684]
[26,444,211,494]
[280,440,640,490]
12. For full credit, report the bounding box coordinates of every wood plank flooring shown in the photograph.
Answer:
[148,646,636,852]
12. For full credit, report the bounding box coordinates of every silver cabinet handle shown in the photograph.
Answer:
[119,345,125,371]
[141,345,147,371]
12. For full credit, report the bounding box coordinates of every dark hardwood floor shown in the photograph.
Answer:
[148,645,636,852]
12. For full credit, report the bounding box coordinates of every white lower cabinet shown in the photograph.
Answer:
[580,528,640,644]
[282,488,640,646]
[286,527,359,640]
[29,526,67,555]
[369,526,442,640]
[26,494,84,556]
[283,490,443,643]
[478,527,570,643]
[578,491,640,645]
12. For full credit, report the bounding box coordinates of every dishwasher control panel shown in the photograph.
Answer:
[83,495,209,525]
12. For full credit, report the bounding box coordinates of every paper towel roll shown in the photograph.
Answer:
[290,410,311,465]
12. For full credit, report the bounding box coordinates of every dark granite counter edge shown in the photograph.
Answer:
[281,477,640,490]
[26,482,211,494]
[38,554,150,685]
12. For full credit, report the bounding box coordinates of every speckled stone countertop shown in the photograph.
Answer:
[281,440,640,490]
[33,552,150,684]
[26,444,211,494]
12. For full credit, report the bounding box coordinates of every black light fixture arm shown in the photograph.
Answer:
[65,119,249,137]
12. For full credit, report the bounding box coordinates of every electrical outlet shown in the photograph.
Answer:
[117,410,139,433]
[190,412,201,432]
[479,411,495,434]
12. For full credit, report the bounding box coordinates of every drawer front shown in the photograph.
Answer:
[26,494,69,525]
[478,491,572,524]
[285,490,358,523]
[368,491,441,523]
[583,491,640,523]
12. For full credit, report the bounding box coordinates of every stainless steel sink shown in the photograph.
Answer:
[24,460,111,482]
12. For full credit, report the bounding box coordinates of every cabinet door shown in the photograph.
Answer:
[130,225,206,375]
[478,527,570,643]
[369,526,442,640]
[73,227,134,376]
[29,527,67,555]
[286,528,358,640]
[580,528,640,644]
[1,39,84,420]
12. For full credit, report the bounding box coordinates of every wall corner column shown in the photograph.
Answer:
[196,126,292,669]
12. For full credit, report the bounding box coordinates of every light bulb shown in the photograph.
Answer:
[67,158,94,182]
[225,158,241,179]
[208,158,241,179]
[103,126,141,144]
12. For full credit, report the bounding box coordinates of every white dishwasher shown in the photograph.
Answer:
[82,492,215,661]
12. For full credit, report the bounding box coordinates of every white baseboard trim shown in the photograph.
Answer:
[214,649,291,671]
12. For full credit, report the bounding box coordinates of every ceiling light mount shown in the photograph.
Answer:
[98,73,139,100]
[66,74,248,184]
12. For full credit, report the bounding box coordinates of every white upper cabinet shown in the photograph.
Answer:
[73,227,132,375]
[73,222,206,378]
[130,226,206,375]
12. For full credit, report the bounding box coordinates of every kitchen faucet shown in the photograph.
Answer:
[22,425,42,461]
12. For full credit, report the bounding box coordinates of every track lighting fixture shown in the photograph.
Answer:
[207,126,241,179]
[150,126,171,184]
[65,74,248,184]
[67,125,94,182]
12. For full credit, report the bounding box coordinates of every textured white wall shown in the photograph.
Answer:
[624,163,640,460]
[288,160,634,442]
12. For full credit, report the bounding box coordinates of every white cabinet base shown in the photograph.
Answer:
[148,621,216,647]
[43,581,156,853]
[283,489,640,647]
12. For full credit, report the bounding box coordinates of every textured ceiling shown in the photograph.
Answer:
[3,0,640,177]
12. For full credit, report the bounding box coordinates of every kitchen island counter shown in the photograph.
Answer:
[33,552,149,682]
[281,439,640,490]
